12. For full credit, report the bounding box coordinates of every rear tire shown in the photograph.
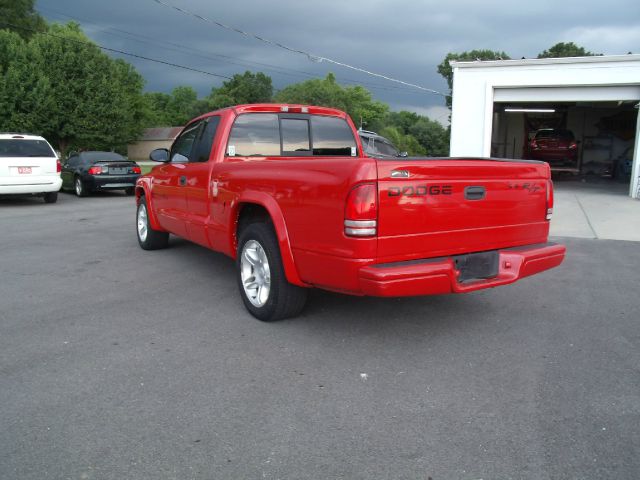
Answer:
[236,222,308,321]
[75,177,88,197]
[136,196,169,250]
[43,192,58,204]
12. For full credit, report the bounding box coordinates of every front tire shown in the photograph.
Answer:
[237,223,308,321]
[136,196,169,250]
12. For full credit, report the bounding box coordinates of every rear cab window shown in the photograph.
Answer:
[226,113,357,158]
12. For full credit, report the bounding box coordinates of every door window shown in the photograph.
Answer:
[67,155,79,168]
[171,122,202,163]
[191,116,220,163]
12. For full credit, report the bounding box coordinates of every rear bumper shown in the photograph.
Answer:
[530,150,577,162]
[85,174,139,190]
[0,176,62,194]
[358,242,566,297]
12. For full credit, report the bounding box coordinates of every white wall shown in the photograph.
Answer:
[449,55,640,198]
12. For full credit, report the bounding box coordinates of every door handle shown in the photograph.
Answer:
[179,175,187,186]
[465,186,485,200]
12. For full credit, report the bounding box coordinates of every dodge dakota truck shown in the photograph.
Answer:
[135,104,565,321]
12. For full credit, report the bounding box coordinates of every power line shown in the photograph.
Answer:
[38,6,423,95]
[150,0,447,97]
[0,22,232,80]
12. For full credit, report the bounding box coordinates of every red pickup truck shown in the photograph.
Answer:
[135,104,565,321]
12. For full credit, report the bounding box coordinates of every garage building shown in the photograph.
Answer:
[449,54,640,199]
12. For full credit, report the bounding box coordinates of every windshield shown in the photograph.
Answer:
[360,134,400,157]
[375,138,400,156]
[0,139,56,158]
[535,129,574,140]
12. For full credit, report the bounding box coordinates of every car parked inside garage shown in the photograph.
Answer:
[0,133,61,203]
[60,151,141,197]
[528,128,578,168]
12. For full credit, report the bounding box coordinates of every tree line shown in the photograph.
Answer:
[1,1,607,157]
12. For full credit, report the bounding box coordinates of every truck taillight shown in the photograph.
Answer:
[344,183,377,237]
[546,179,554,220]
[56,159,61,173]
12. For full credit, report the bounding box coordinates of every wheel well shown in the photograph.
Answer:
[236,203,272,238]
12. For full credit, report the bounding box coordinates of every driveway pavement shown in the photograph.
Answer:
[551,180,640,241]
[1,192,639,480]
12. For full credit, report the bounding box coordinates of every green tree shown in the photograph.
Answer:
[378,126,426,156]
[3,22,147,155]
[537,42,596,58]
[408,118,450,156]
[142,91,172,127]
[208,71,273,109]
[437,50,510,106]
[143,86,216,127]
[166,86,199,125]
[0,29,55,136]
[0,0,47,40]
[275,73,388,127]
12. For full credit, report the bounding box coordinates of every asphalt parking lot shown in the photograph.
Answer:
[1,192,639,480]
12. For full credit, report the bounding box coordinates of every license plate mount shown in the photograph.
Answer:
[454,251,499,282]
[18,167,32,174]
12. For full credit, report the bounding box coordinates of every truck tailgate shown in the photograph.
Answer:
[377,158,551,262]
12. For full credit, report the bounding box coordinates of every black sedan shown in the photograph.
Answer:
[60,151,141,197]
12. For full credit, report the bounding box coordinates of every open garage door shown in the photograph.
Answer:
[491,95,638,192]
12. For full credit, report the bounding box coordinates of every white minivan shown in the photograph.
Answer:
[0,133,62,203]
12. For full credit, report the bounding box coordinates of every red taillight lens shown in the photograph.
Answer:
[132,166,141,174]
[531,140,538,149]
[344,183,377,237]
[88,166,102,175]
[546,179,554,220]
[569,142,577,150]
[56,159,61,173]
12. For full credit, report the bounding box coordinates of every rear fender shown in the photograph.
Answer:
[233,191,307,287]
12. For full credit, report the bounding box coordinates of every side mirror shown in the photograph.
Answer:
[399,151,409,157]
[149,148,169,162]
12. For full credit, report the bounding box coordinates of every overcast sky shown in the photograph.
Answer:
[37,0,640,125]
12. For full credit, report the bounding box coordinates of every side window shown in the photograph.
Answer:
[191,116,220,163]
[227,114,280,157]
[67,155,79,168]
[281,118,310,155]
[171,122,201,163]
[311,116,357,156]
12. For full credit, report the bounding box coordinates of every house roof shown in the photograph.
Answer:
[139,127,183,141]
[450,53,640,69]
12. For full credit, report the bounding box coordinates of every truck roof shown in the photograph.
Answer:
[188,104,349,125]
[232,104,348,118]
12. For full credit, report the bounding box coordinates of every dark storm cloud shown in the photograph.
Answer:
[37,0,640,122]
